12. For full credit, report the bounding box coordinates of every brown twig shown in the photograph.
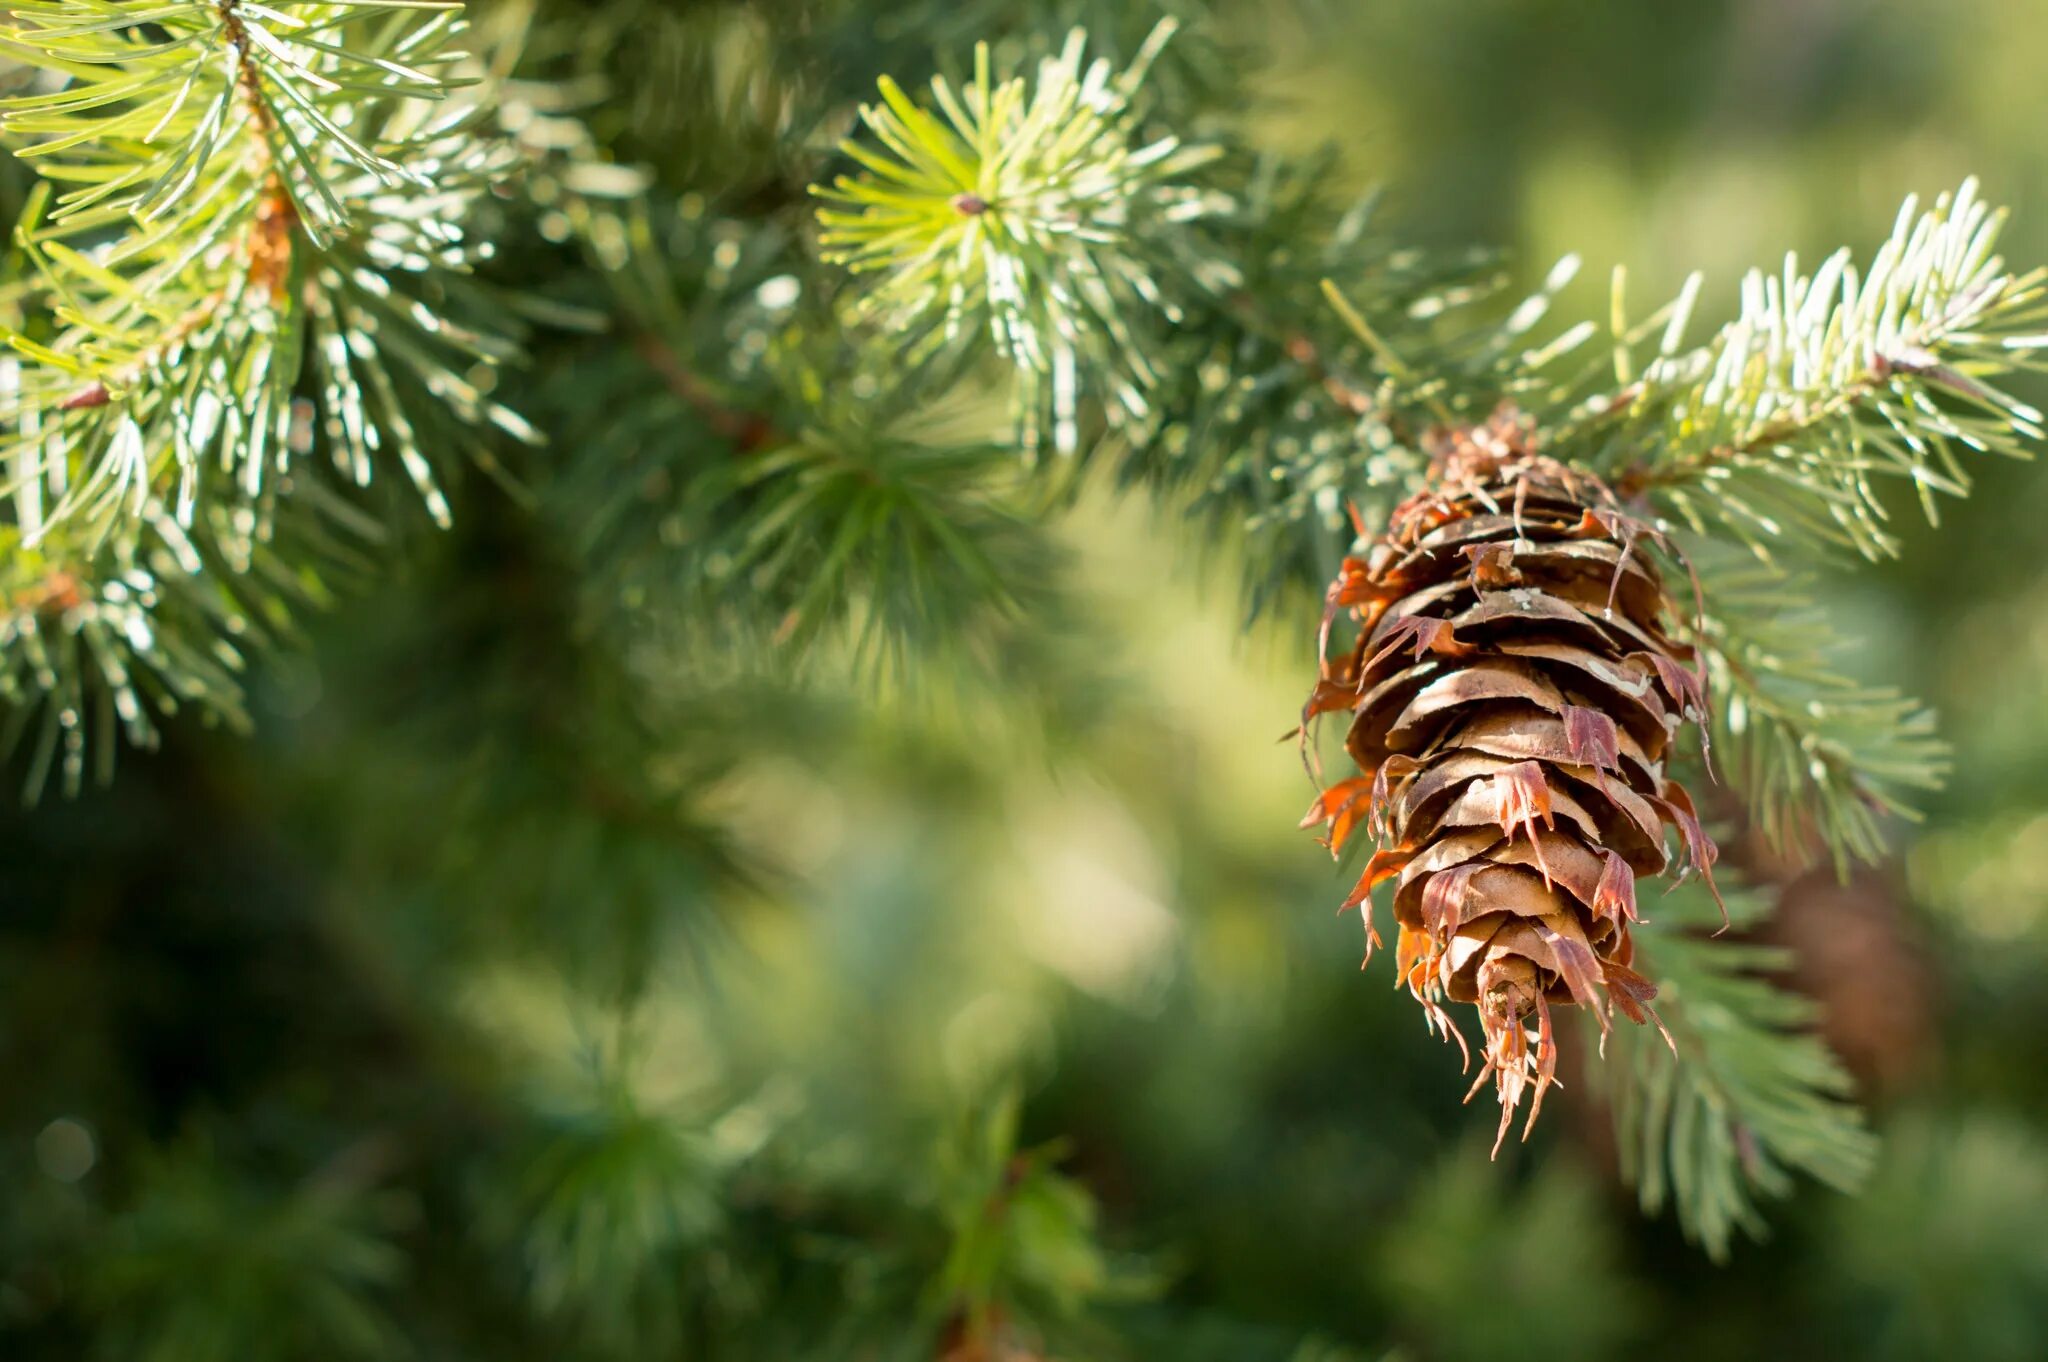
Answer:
[217,0,275,137]
[8,570,84,618]
[216,1,299,300]
[1283,329,1377,417]
[48,3,294,414]
[631,329,781,453]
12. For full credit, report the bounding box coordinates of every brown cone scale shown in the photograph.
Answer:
[1301,414,1718,1151]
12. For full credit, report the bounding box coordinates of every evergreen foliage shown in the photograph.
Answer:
[1598,877,1874,1259]
[0,0,529,793]
[4,1,2048,1358]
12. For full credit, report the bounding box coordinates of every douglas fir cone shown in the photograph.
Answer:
[1301,414,1721,1150]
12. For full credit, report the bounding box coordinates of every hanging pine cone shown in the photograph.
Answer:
[1301,412,1719,1150]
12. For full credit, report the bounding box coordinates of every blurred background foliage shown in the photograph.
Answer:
[6,0,2048,1358]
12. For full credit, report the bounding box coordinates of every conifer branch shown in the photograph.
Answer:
[528,186,1075,686]
[1599,877,1876,1260]
[87,1129,407,1360]
[0,0,529,790]
[813,19,1223,452]
[1571,181,2048,561]
[1681,545,1948,872]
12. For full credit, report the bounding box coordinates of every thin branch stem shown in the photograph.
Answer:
[1617,364,1892,496]
[630,329,780,453]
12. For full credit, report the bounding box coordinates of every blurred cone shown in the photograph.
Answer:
[937,1309,1049,1362]
[1747,840,1933,1096]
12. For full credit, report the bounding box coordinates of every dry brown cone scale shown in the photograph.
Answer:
[1300,411,1721,1152]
